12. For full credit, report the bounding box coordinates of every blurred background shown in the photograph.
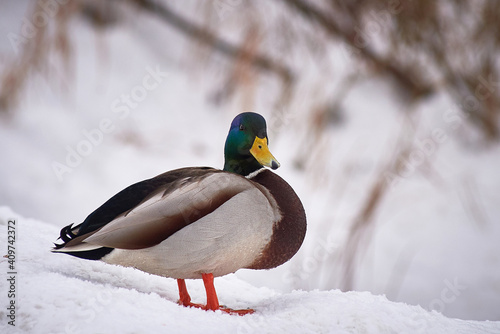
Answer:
[1,0,499,321]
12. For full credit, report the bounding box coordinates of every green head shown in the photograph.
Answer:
[223,112,280,176]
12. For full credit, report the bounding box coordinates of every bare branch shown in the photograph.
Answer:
[278,0,433,99]
[128,0,294,86]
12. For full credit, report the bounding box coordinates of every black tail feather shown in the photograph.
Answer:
[57,248,114,260]
[60,223,76,242]
[52,222,114,260]
[53,223,81,249]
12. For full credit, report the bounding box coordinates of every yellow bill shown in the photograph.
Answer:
[250,137,280,170]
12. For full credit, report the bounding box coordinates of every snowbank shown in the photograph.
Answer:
[1,207,498,334]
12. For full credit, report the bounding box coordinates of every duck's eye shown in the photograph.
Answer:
[239,124,245,131]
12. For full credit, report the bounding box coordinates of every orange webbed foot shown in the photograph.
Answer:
[217,306,255,315]
[176,274,255,316]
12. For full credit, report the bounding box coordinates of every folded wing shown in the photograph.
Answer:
[54,168,255,252]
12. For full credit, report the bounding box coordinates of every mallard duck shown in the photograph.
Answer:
[53,112,306,315]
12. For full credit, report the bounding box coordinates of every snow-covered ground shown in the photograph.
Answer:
[1,207,499,334]
[1,0,500,331]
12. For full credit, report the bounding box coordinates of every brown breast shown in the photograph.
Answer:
[246,169,307,270]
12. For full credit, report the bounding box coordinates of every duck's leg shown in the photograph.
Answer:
[201,273,255,315]
[201,273,220,311]
[177,279,204,309]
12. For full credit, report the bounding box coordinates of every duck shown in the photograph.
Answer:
[52,112,306,315]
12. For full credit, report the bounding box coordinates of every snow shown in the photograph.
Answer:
[1,0,500,330]
[1,207,499,334]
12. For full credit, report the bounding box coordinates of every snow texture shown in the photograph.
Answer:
[1,207,499,334]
